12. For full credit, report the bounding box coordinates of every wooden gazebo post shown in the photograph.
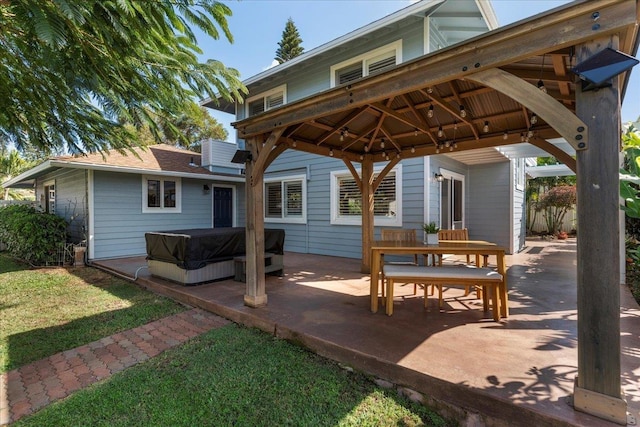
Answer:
[573,36,627,424]
[244,136,267,307]
[361,155,375,274]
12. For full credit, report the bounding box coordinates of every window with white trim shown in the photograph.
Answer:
[515,159,525,191]
[264,174,306,224]
[44,181,55,214]
[246,85,287,117]
[142,176,181,213]
[330,166,402,226]
[330,40,402,87]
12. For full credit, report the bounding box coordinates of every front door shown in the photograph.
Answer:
[213,186,233,228]
[440,170,464,229]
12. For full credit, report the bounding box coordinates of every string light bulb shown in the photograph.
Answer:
[414,128,418,137]
[437,126,444,138]
[520,132,526,142]
[329,148,334,157]
[537,79,547,93]
[380,138,385,149]
[364,145,369,153]
[428,104,434,118]
[503,131,509,140]
[459,105,466,118]
[483,121,489,133]
[530,114,538,125]
[527,129,534,138]
[411,146,416,153]
[427,87,433,94]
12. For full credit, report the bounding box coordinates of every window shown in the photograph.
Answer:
[264,175,306,223]
[330,166,402,226]
[330,40,402,87]
[246,85,287,117]
[439,169,464,229]
[142,176,181,213]
[44,181,55,214]
[515,159,524,191]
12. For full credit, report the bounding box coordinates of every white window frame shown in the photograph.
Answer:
[245,84,287,118]
[330,40,403,87]
[142,175,182,213]
[515,159,525,191]
[43,179,55,214]
[264,174,307,224]
[439,169,465,229]
[330,165,403,226]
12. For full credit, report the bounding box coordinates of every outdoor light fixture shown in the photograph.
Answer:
[537,79,547,93]
[411,146,416,153]
[503,131,509,140]
[434,173,444,182]
[380,139,385,149]
[530,114,538,125]
[572,48,639,91]
[428,104,434,118]
[231,150,252,164]
[329,148,334,157]
[483,121,490,133]
[203,184,210,194]
[437,126,444,138]
[459,105,466,118]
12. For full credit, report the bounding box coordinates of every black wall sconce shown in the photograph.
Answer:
[203,184,210,194]
[231,150,252,164]
[434,173,444,182]
[571,48,638,91]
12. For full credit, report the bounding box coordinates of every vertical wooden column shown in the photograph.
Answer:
[574,36,626,424]
[361,155,375,273]
[244,137,267,307]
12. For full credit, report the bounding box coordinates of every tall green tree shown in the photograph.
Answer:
[275,18,304,64]
[0,0,246,154]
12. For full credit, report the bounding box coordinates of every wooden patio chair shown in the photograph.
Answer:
[436,228,480,298]
[380,229,429,303]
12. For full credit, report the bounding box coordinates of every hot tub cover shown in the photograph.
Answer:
[145,227,285,270]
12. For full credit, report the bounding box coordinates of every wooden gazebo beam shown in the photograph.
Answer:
[235,0,634,139]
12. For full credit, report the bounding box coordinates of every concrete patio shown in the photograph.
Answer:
[92,238,640,427]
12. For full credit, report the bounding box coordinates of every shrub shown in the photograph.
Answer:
[0,205,68,265]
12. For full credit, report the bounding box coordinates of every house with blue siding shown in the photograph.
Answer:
[2,143,246,260]
[205,0,532,256]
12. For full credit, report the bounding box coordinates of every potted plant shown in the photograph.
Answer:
[422,222,440,244]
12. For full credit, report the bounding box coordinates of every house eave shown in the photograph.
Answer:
[2,160,246,188]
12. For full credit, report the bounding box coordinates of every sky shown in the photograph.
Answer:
[198,0,639,139]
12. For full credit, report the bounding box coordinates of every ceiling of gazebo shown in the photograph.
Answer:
[233,0,639,168]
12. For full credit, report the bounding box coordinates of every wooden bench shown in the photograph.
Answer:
[382,265,505,321]
[233,253,284,282]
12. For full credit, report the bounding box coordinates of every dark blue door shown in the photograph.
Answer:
[213,187,233,228]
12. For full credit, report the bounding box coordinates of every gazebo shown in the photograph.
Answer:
[232,0,639,423]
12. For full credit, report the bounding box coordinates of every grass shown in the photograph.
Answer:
[0,254,185,372]
[14,324,451,427]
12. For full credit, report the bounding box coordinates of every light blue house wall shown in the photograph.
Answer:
[37,168,88,244]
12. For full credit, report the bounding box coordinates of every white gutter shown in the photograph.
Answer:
[2,159,246,188]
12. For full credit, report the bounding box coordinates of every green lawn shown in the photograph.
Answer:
[2,253,453,426]
[0,255,185,372]
[14,324,450,427]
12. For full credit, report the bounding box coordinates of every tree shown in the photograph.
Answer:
[275,18,304,64]
[159,101,228,152]
[536,185,577,234]
[0,1,246,154]
[0,150,31,200]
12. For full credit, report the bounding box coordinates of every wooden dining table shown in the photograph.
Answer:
[370,240,508,316]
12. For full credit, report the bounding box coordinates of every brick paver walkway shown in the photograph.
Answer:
[0,308,229,425]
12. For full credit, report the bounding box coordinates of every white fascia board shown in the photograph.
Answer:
[475,0,498,30]
[2,160,55,187]
[3,159,247,188]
